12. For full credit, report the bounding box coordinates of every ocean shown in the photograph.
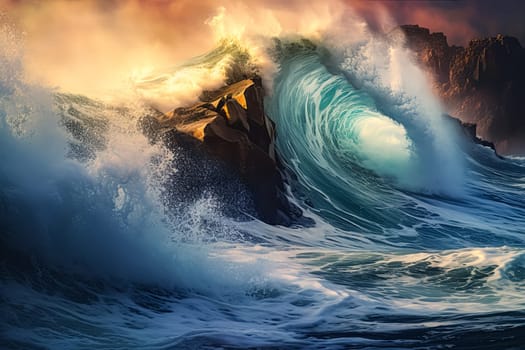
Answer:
[1,32,525,349]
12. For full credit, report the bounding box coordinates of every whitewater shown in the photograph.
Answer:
[2,19,525,350]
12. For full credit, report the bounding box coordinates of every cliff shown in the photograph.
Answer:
[398,25,525,155]
[142,78,303,225]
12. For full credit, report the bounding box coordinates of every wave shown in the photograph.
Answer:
[268,40,464,195]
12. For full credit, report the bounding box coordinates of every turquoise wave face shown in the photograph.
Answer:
[267,54,409,233]
[271,55,414,184]
[267,53,424,235]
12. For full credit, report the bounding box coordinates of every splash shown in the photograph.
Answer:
[131,40,255,112]
[0,26,248,290]
[340,36,465,194]
[2,0,368,104]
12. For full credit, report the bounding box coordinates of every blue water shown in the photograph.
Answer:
[2,38,525,349]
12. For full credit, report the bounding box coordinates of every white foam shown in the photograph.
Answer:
[339,37,465,195]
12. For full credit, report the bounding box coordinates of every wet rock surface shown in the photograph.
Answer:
[142,78,305,226]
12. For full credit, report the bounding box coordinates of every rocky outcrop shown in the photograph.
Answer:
[443,113,498,155]
[396,25,463,85]
[142,78,302,225]
[398,25,525,155]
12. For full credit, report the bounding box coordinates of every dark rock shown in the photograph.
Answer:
[396,25,462,85]
[398,25,525,155]
[442,113,499,156]
[142,78,303,225]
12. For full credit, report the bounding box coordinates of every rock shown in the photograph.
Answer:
[396,25,462,85]
[398,25,525,155]
[142,78,303,225]
[442,113,499,156]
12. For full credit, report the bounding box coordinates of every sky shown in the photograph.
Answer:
[1,0,523,96]
[352,0,525,45]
